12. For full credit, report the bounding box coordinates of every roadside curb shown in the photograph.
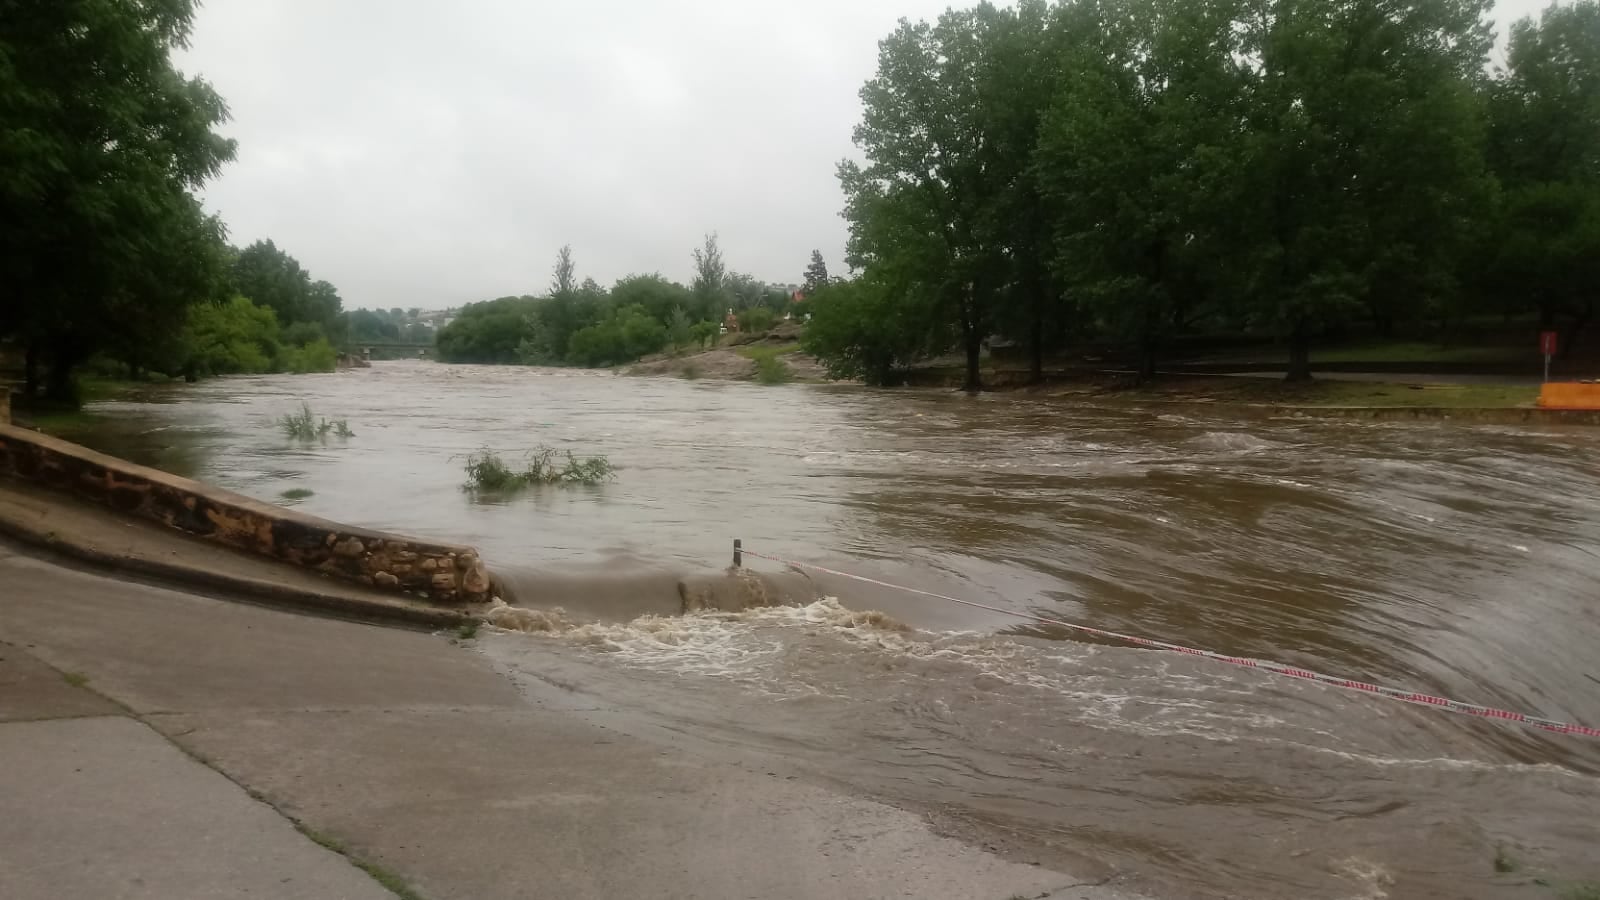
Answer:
[0,514,480,631]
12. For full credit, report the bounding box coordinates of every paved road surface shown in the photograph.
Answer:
[0,540,1140,900]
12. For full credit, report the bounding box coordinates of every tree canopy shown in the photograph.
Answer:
[810,0,1600,387]
[1,0,236,399]
[1,2,357,400]
[434,243,796,367]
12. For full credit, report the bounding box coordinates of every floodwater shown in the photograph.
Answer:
[67,361,1600,899]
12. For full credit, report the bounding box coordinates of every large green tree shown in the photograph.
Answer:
[842,7,1013,390]
[1,0,236,401]
[229,240,345,341]
[690,233,730,322]
[1483,0,1600,354]
[1034,0,1249,379]
[1232,0,1494,379]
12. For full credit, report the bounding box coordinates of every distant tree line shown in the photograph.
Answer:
[434,236,804,367]
[347,307,434,346]
[803,0,1600,388]
[0,2,363,404]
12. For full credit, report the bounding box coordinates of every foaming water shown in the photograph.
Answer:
[66,362,1600,898]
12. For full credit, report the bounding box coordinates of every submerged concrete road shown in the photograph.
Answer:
[0,541,1137,900]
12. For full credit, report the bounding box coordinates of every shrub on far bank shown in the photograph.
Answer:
[754,355,790,384]
[738,344,795,385]
[738,306,777,333]
[278,338,338,374]
[566,305,667,367]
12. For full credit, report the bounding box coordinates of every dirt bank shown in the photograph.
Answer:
[625,347,830,382]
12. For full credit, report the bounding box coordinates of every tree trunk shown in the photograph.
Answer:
[961,281,983,393]
[1285,325,1313,383]
[1137,342,1157,382]
[1025,262,1046,385]
[963,320,983,393]
[1560,299,1593,361]
[1029,322,1044,386]
[23,342,41,398]
[44,339,82,405]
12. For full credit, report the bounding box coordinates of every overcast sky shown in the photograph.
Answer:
[176,0,1552,311]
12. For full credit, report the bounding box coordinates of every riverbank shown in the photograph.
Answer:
[1048,375,1600,424]
[624,344,830,382]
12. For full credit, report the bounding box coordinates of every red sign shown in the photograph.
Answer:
[1541,331,1559,356]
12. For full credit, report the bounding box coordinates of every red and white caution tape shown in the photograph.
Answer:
[739,548,1600,740]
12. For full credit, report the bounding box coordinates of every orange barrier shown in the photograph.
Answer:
[1538,381,1600,410]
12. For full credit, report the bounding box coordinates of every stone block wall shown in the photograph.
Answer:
[0,424,489,604]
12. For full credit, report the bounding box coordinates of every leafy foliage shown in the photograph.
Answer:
[738,307,778,334]
[230,241,345,341]
[812,0,1600,384]
[434,246,792,367]
[0,0,236,400]
[179,297,284,376]
[436,297,540,363]
[803,251,831,297]
[567,305,668,367]
[803,278,947,385]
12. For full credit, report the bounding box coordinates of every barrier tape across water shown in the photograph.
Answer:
[738,547,1600,740]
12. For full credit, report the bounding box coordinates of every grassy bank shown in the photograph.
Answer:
[1092,376,1540,409]
[1183,339,1532,367]
[736,343,799,385]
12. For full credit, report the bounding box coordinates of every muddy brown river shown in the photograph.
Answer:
[64,361,1600,899]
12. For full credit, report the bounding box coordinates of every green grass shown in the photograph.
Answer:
[61,671,90,688]
[1560,883,1600,900]
[1193,340,1528,366]
[14,408,100,433]
[456,620,480,640]
[739,343,798,384]
[1112,377,1539,409]
[1288,381,1538,408]
[279,488,315,501]
[462,447,616,492]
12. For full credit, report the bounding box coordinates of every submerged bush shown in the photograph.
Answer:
[278,402,355,441]
[463,447,616,492]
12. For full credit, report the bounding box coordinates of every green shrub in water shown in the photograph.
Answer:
[463,447,616,492]
[278,402,354,441]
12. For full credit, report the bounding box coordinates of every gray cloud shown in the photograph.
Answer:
[177,0,1552,310]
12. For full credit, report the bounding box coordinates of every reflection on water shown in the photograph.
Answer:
[68,361,1600,898]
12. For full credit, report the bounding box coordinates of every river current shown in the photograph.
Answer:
[64,361,1600,899]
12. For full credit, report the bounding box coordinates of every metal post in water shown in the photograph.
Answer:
[732,539,742,568]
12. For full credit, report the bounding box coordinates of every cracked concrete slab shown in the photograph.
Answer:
[0,716,394,900]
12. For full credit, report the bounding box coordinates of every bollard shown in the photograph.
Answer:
[732,539,742,568]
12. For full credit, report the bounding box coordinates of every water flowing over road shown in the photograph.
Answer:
[67,361,1600,898]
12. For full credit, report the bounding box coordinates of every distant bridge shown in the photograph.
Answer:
[343,343,433,359]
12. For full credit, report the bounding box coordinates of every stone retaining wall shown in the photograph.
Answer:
[0,424,489,604]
